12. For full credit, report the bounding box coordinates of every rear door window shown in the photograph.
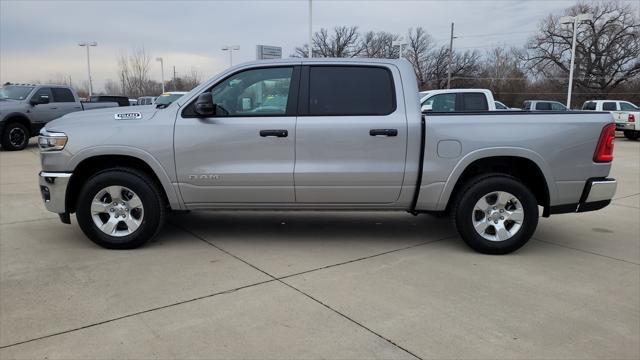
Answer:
[308,66,395,116]
[535,102,551,111]
[602,102,618,111]
[51,88,75,102]
[461,93,488,111]
[551,102,567,111]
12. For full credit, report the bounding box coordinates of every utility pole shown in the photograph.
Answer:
[78,41,97,96]
[308,0,313,58]
[447,23,455,89]
[173,66,177,91]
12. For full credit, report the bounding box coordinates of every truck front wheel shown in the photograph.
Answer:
[1,122,29,151]
[623,130,640,140]
[452,175,538,254]
[76,168,166,249]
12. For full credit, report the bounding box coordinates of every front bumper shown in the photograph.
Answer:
[39,171,72,214]
[549,178,617,215]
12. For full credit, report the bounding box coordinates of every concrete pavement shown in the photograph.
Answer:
[1,139,638,359]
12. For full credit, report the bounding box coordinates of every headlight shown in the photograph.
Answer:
[38,129,68,152]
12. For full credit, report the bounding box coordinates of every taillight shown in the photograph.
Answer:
[629,114,636,122]
[594,123,616,163]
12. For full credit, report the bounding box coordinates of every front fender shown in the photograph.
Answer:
[69,145,185,210]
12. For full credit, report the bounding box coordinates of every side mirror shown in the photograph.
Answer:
[421,104,433,112]
[195,92,215,116]
[30,95,50,106]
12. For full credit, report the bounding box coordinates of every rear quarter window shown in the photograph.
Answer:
[582,102,596,110]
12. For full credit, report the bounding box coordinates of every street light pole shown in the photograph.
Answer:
[308,0,313,58]
[561,13,593,109]
[447,22,455,89]
[78,41,97,97]
[156,57,165,93]
[221,46,240,67]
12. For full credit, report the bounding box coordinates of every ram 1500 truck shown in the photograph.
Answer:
[37,59,618,254]
[0,84,117,151]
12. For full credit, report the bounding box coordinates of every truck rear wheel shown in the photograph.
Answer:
[1,122,29,151]
[452,175,538,254]
[76,168,165,249]
[623,130,640,140]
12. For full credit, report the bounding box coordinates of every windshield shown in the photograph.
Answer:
[155,93,184,106]
[0,85,35,100]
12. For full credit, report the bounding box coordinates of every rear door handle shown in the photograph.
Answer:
[260,129,288,137]
[370,129,398,137]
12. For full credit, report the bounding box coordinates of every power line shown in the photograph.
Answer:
[457,30,537,39]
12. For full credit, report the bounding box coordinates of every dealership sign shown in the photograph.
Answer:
[256,45,282,60]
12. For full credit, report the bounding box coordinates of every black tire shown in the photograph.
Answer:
[623,130,640,140]
[76,168,166,249]
[1,122,29,151]
[452,174,538,254]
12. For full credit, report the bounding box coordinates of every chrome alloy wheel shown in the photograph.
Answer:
[472,191,524,242]
[8,127,27,148]
[91,186,144,237]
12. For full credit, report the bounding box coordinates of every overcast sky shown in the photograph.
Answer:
[1,0,632,92]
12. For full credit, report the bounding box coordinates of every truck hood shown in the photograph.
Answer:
[46,105,160,131]
[0,99,27,113]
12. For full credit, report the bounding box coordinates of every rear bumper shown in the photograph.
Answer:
[549,178,617,215]
[615,123,636,131]
[39,171,71,215]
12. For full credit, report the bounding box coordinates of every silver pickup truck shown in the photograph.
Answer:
[0,84,117,151]
[37,59,617,254]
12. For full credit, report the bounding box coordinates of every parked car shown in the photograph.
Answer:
[128,99,138,106]
[154,92,188,108]
[420,89,496,112]
[582,100,639,140]
[38,58,617,254]
[522,100,568,111]
[137,96,156,106]
[88,95,130,107]
[0,84,117,151]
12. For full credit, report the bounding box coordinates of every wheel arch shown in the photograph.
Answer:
[2,114,32,135]
[66,148,183,213]
[439,148,555,215]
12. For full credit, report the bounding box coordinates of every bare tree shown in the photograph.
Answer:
[424,47,481,89]
[405,27,434,89]
[294,26,363,57]
[118,47,152,98]
[104,79,122,95]
[360,31,401,58]
[524,0,640,95]
[477,47,528,106]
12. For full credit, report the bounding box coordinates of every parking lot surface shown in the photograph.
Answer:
[1,139,638,359]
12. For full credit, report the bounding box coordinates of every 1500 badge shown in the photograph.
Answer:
[114,112,142,120]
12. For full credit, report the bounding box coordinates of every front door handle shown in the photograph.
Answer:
[260,129,288,137]
[370,129,398,137]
